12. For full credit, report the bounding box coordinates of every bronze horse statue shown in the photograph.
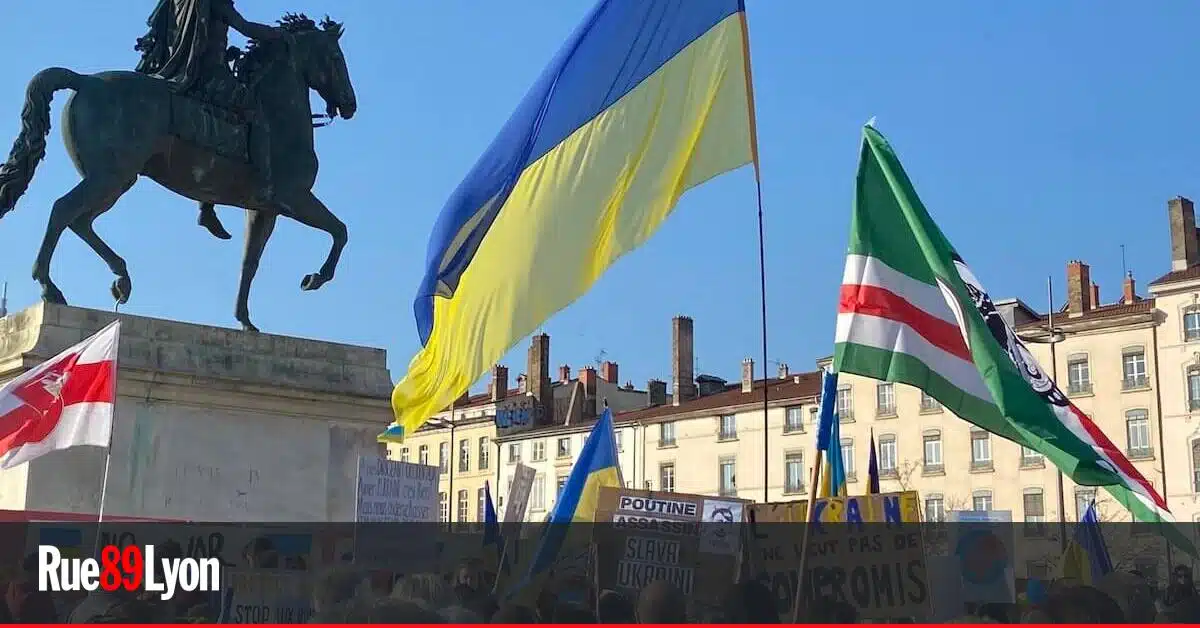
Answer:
[0,13,357,332]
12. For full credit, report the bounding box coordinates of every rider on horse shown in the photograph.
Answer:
[135,0,280,240]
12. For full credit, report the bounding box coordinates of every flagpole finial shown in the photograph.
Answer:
[865,116,877,129]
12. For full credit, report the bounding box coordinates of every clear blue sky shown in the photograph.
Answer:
[1,1,1196,392]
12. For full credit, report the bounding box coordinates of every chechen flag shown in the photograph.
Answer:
[0,321,119,469]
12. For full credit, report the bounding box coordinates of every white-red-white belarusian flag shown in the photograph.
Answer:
[0,321,119,469]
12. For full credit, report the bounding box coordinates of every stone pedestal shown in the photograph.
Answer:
[0,302,393,521]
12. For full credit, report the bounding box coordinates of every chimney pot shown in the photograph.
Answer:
[600,361,619,384]
[1066,261,1092,315]
[580,367,597,396]
[741,358,754,393]
[517,373,527,394]
[490,365,509,402]
[1123,272,1137,303]
[777,362,790,379]
[1169,196,1199,271]
[1090,283,1100,308]
[559,364,571,383]
[672,316,697,405]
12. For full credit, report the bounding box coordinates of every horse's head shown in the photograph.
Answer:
[278,13,357,120]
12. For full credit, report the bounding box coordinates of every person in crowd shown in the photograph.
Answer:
[1042,584,1125,623]
[595,589,635,624]
[718,580,779,623]
[553,601,596,623]
[242,537,279,569]
[1098,571,1157,623]
[367,597,445,623]
[439,604,484,623]
[308,597,373,623]
[635,580,687,623]
[490,602,538,623]
[392,573,454,609]
[800,596,858,623]
[311,565,370,615]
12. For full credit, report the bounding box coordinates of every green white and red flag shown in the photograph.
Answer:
[835,124,1195,555]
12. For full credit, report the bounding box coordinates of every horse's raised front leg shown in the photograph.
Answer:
[68,177,137,305]
[32,174,131,305]
[277,190,347,292]
[235,209,277,333]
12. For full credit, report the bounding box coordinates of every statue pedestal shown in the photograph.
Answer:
[0,302,393,521]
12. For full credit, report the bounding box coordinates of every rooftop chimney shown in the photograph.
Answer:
[777,362,789,379]
[516,373,527,394]
[1090,283,1100,308]
[647,379,667,407]
[580,367,597,396]
[600,361,619,384]
[672,316,696,406]
[490,365,509,402]
[1066,261,1092,315]
[558,364,571,383]
[528,334,552,424]
[1169,196,1200,271]
[741,358,754,393]
[1123,272,1137,303]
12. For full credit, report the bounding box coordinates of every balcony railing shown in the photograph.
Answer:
[1122,375,1149,390]
[1067,382,1093,395]
[1127,446,1153,460]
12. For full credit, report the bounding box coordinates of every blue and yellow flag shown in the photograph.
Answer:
[520,408,621,590]
[1060,501,1113,585]
[816,368,847,498]
[382,0,757,441]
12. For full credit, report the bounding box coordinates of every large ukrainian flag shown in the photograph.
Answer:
[382,0,757,441]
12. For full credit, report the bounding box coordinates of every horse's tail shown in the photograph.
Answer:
[0,67,83,217]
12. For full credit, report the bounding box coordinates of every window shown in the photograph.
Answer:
[531,441,546,462]
[1125,409,1152,458]
[556,474,568,498]
[419,445,429,466]
[438,492,448,522]
[508,443,522,464]
[477,488,487,522]
[718,457,737,497]
[785,406,804,433]
[399,447,410,463]
[836,388,853,420]
[923,431,943,471]
[1122,349,1148,389]
[1190,368,1200,411]
[973,491,993,511]
[1193,441,1200,493]
[1066,355,1092,395]
[531,475,546,510]
[615,430,624,452]
[924,496,945,522]
[1020,446,1044,468]
[809,407,819,425]
[456,489,468,522]
[439,442,450,473]
[557,437,572,459]
[1186,308,1200,341]
[1023,489,1046,537]
[919,391,941,412]
[660,421,677,447]
[478,437,490,470]
[458,439,470,473]
[841,439,856,478]
[719,415,737,440]
[785,452,805,494]
[970,429,992,470]
[660,463,676,493]
[1075,488,1096,520]
[876,383,896,416]
[878,435,897,477]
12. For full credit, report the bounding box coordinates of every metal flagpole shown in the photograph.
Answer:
[93,316,121,554]
[1047,277,1069,551]
[789,449,824,623]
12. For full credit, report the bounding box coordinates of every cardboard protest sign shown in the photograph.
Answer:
[355,456,439,523]
[592,488,747,600]
[503,464,537,524]
[219,570,314,623]
[748,491,929,620]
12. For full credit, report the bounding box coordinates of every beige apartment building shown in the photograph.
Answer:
[386,333,646,523]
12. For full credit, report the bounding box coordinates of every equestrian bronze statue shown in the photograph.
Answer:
[0,3,357,332]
